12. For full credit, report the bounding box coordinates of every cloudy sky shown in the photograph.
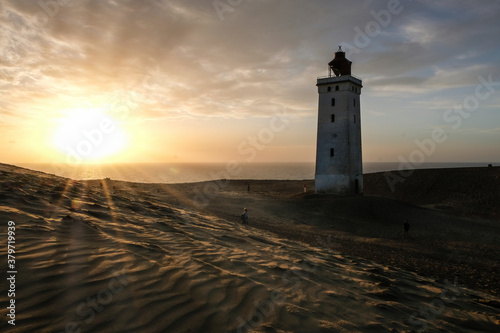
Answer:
[1,0,499,165]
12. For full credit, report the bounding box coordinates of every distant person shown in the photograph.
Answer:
[303,184,307,193]
[247,184,250,192]
[241,208,249,225]
[403,220,410,238]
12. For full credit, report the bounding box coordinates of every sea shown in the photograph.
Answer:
[17,162,496,184]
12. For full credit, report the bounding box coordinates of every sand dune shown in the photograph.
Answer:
[1,164,499,332]
[364,166,500,220]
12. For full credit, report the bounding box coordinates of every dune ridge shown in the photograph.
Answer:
[1,163,499,332]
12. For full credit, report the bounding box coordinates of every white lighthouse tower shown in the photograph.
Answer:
[315,46,363,195]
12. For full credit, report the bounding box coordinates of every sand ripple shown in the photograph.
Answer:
[0,167,499,332]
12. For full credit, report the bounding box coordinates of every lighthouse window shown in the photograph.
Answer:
[335,85,339,91]
[353,99,356,107]
[330,148,334,157]
[331,98,335,106]
[327,86,331,92]
[331,114,335,122]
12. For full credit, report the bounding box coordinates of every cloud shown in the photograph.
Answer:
[1,0,500,163]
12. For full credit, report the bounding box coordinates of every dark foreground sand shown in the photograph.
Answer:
[0,163,499,332]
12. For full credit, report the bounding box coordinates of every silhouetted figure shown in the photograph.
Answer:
[403,220,410,238]
[241,208,249,225]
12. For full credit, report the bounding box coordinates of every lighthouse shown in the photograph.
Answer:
[314,46,363,195]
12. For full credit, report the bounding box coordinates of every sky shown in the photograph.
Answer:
[1,0,499,165]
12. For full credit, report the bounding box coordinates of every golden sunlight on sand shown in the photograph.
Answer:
[1,164,499,332]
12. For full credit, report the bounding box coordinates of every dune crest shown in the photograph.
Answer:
[0,164,499,332]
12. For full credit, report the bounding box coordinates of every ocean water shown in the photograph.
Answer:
[18,162,495,184]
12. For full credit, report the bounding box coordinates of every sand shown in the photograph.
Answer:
[0,163,499,333]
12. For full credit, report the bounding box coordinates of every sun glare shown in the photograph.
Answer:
[52,107,128,163]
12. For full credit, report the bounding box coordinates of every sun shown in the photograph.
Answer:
[52,107,128,163]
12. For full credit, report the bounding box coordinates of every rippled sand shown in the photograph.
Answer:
[0,164,499,332]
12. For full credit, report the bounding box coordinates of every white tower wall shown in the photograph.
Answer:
[315,75,363,195]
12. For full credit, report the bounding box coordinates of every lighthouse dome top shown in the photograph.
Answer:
[328,45,352,76]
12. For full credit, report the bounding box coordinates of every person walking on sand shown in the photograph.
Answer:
[241,208,249,225]
[403,220,410,238]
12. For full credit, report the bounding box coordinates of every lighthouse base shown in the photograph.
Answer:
[315,174,363,195]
